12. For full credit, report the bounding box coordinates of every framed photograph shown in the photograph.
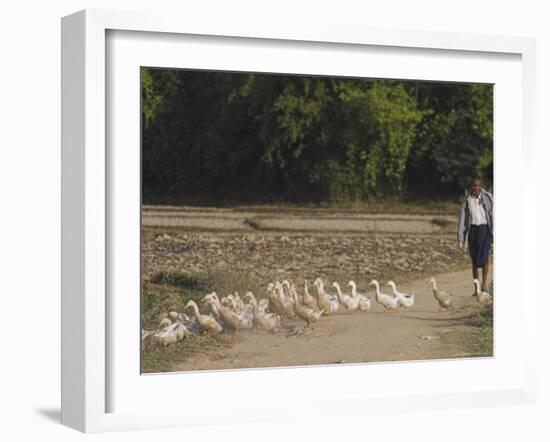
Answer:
[61,9,537,433]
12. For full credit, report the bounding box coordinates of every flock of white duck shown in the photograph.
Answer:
[142,276,492,347]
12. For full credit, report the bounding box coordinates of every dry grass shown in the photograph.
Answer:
[142,333,235,373]
[464,306,494,357]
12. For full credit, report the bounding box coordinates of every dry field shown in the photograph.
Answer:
[140,205,493,373]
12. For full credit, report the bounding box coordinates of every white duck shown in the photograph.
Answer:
[157,316,172,330]
[302,279,319,311]
[142,328,154,340]
[244,292,281,332]
[290,285,324,325]
[370,279,399,311]
[387,280,414,308]
[313,277,339,315]
[429,278,452,310]
[348,281,371,312]
[267,282,288,319]
[164,311,200,333]
[473,278,493,306]
[280,280,295,303]
[224,294,239,313]
[281,279,292,293]
[234,292,247,314]
[221,295,232,310]
[207,300,222,318]
[185,300,223,334]
[168,311,180,322]
[202,292,249,331]
[150,321,189,347]
[238,302,255,330]
[258,298,270,313]
[332,281,359,311]
[275,281,297,319]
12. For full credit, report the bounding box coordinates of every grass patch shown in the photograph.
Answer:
[141,333,235,373]
[464,306,494,357]
[150,270,212,291]
[142,271,215,330]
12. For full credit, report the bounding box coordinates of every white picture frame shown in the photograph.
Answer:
[61,9,537,433]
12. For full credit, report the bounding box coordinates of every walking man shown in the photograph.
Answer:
[457,175,493,294]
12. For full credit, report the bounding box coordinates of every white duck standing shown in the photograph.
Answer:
[387,280,414,308]
[244,291,281,332]
[370,279,399,311]
[185,300,223,334]
[267,282,288,319]
[313,277,339,315]
[302,279,319,311]
[289,285,324,326]
[348,280,371,312]
[275,281,297,319]
[429,278,452,310]
[332,281,359,311]
[202,292,248,331]
[473,278,493,305]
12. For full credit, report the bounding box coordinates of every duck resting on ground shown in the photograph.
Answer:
[387,280,414,308]
[164,311,200,333]
[157,316,172,330]
[429,278,452,310]
[144,320,189,348]
[152,321,188,346]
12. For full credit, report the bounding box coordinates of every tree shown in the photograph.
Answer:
[140,68,493,204]
[407,82,493,196]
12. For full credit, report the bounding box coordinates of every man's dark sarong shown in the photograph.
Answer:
[468,224,491,268]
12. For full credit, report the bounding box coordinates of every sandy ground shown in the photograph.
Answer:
[169,267,491,373]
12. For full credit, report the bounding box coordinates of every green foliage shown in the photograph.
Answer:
[340,81,423,196]
[141,68,493,203]
[408,82,493,194]
[141,68,163,128]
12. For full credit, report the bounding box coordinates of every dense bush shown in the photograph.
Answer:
[141,69,493,204]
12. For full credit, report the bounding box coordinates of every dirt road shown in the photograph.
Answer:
[170,268,492,372]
